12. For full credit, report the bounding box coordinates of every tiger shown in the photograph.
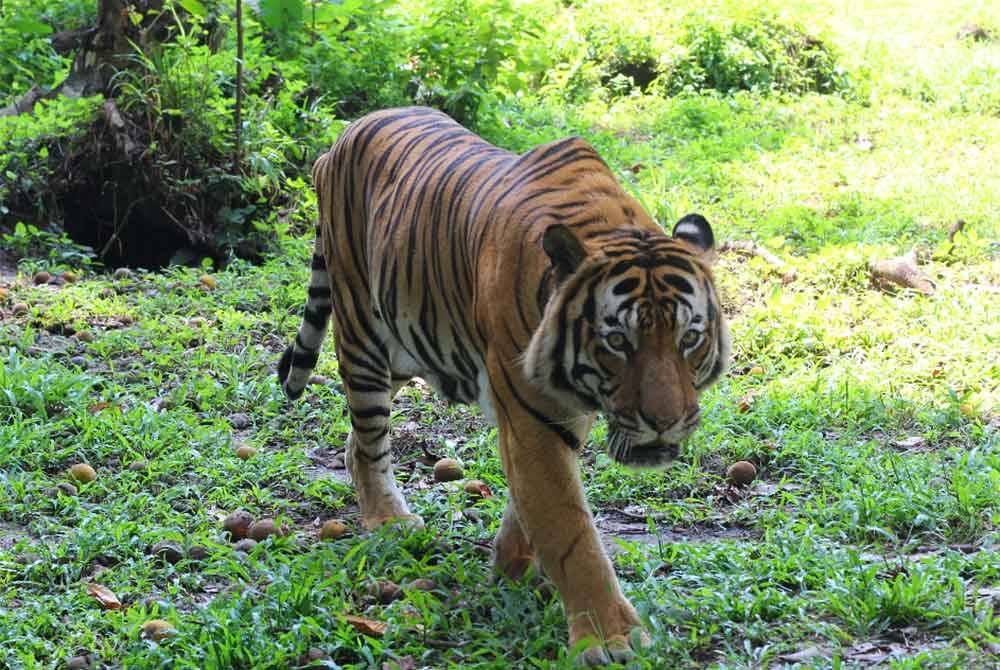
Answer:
[278,106,730,665]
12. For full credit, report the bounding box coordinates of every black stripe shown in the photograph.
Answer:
[499,366,580,450]
[303,304,331,330]
[353,406,390,419]
[291,349,318,368]
[308,285,331,299]
[311,254,326,270]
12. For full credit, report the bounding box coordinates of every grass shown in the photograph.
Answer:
[1,0,999,667]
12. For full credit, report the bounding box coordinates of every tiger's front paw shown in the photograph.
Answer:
[569,599,650,666]
[574,629,652,667]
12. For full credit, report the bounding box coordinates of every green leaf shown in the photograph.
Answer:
[11,18,52,36]
[177,0,208,17]
[258,0,304,36]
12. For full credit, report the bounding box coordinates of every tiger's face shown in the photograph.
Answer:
[525,214,730,468]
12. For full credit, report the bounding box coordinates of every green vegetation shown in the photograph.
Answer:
[1,0,998,668]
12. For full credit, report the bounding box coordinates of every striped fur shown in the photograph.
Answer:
[278,107,729,663]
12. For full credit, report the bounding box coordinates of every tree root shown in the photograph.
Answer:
[869,249,936,295]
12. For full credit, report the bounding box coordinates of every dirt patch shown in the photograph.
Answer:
[597,508,758,553]
[0,521,35,553]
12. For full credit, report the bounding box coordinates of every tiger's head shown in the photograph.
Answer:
[524,214,730,468]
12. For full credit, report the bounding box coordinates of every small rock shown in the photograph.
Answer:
[223,510,254,540]
[75,331,94,343]
[726,461,757,486]
[12,302,29,316]
[33,271,51,285]
[296,648,328,667]
[433,458,463,483]
[57,482,79,496]
[233,538,258,553]
[113,268,133,280]
[228,413,251,429]
[462,508,482,523]
[66,654,95,669]
[331,453,346,469]
[69,356,88,368]
[98,288,115,298]
[149,541,184,564]
[319,519,348,540]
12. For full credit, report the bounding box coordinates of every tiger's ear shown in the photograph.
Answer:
[543,224,587,282]
[672,213,715,254]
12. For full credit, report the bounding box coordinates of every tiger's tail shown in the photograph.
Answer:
[278,155,334,400]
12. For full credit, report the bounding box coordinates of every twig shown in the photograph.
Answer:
[719,239,797,283]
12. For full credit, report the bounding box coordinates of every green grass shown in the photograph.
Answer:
[2,0,999,667]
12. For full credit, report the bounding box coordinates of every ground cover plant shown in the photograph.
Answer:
[1,0,998,668]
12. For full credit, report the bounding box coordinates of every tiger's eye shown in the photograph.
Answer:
[605,332,628,351]
[680,329,700,349]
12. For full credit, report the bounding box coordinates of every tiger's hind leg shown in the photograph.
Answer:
[338,338,422,531]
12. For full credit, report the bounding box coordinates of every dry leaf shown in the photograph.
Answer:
[86,583,122,610]
[344,614,388,637]
[88,402,112,414]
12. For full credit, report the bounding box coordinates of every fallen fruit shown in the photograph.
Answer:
[127,459,148,472]
[150,541,184,564]
[235,445,257,460]
[68,463,97,484]
[113,268,133,280]
[199,274,217,289]
[319,519,348,540]
[404,578,436,592]
[141,619,176,641]
[233,538,258,553]
[66,653,95,669]
[749,366,765,376]
[222,509,253,540]
[33,271,51,285]
[726,460,757,486]
[248,518,284,541]
[187,545,210,561]
[57,482,79,496]
[368,580,402,604]
[75,331,94,343]
[433,458,463,483]
[12,302,29,316]
[62,271,79,283]
[463,479,493,500]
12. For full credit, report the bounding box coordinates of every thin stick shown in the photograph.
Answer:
[719,239,797,282]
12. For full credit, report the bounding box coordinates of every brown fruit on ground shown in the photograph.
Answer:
[463,479,492,500]
[141,619,176,641]
[368,580,402,604]
[150,541,184,564]
[68,463,97,483]
[57,482,79,496]
[233,538,258,553]
[66,654,95,669]
[188,545,210,561]
[33,271,51,285]
[235,445,257,460]
[433,458,463,482]
[61,271,79,283]
[404,578,436,592]
[199,274,217,289]
[113,268,133,280]
[75,331,94,343]
[223,509,253,540]
[12,302,29,316]
[319,519,348,540]
[127,459,148,472]
[726,460,757,486]
[248,518,284,541]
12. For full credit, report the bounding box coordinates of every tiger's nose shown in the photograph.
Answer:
[653,407,700,434]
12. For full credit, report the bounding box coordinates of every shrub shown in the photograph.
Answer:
[663,12,849,96]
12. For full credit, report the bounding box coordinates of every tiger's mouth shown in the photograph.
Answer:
[607,424,680,469]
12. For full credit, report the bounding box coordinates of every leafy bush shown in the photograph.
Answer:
[0,95,102,222]
[663,11,849,96]
[0,0,71,103]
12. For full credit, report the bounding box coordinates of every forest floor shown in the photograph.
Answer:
[2,0,1000,668]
